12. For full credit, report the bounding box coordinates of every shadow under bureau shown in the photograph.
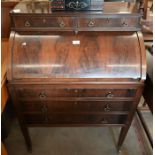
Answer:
[7,1,146,152]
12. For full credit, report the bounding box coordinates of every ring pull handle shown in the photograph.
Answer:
[104,104,111,112]
[39,92,47,99]
[106,92,114,98]
[88,20,95,27]
[59,21,65,28]
[25,21,31,27]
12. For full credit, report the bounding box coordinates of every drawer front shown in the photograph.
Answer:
[78,17,140,29]
[16,88,136,99]
[13,16,73,29]
[17,88,79,98]
[21,101,132,113]
[13,16,140,31]
[78,89,136,97]
[24,114,127,125]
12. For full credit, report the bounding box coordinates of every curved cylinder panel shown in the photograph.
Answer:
[8,31,145,80]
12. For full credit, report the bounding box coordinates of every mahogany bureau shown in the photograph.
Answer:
[7,1,146,152]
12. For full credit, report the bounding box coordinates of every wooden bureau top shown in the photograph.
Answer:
[10,1,142,32]
[11,1,141,16]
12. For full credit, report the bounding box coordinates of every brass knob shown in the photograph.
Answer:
[25,21,31,27]
[106,92,114,98]
[88,20,95,27]
[39,92,47,99]
[59,21,65,28]
[104,104,111,112]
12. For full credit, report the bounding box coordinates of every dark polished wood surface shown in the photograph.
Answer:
[7,1,146,152]
[9,32,142,80]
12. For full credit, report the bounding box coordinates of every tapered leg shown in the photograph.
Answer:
[18,120,32,152]
[8,87,32,152]
[117,124,130,152]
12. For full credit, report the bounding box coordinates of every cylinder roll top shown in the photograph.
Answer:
[9,31,143,80]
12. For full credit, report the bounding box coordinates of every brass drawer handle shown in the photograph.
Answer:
[88,20,95,27]
[121,21,128,27]
[104,104,111,112]
[106,92,114,98]
[39,92,47,99]
[101,118,108,124]
[25,21,31,27]
[59,21,65,28]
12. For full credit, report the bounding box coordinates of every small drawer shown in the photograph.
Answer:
[78,18,115,28]
[13,16,73,29]
[78,17,140,29]
[25,113,127,125]
[47,101,133,112]
[21,101,133,113]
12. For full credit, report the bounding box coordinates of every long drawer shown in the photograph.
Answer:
[16,88,136,99]
[21,100,133,113]
[24,113,127,125]
[12,16,141,31]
